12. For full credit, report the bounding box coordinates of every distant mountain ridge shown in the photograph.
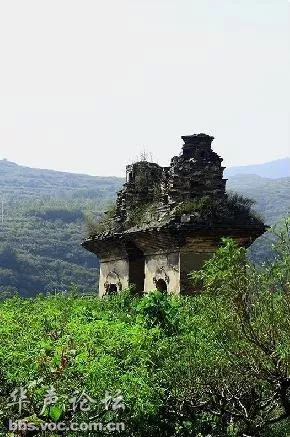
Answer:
[0,158,124,200]
[224,158,290,179]
[1,156,289,183]
[227,174,290,224]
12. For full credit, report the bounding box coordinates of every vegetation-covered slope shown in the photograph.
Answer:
[0,159,123,200]
[0,159,124,297]
[227,175,290,262]
[0,226,289,436]
[227,174,290,224]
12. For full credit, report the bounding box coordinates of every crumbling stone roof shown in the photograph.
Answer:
[82,133,266,253]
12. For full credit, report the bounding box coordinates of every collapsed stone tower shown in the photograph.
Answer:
[168,133,226,203]
[82,133,265,295]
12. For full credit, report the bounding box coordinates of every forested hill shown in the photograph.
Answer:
[227,174,290,224]
[0,159,289,297]
[0,158,123,200]
[0,159,124,297]
[227,174,290,262]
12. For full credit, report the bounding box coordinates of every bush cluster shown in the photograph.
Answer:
[0,221,289,436]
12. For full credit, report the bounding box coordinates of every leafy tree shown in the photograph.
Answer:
[185,219,290,435]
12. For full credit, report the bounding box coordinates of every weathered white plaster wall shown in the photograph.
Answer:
[144,252,180,294]
[99,258,129,296]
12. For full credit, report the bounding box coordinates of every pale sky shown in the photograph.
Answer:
[0,0,288,176]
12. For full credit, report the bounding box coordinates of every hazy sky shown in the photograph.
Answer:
[0,0,288,176]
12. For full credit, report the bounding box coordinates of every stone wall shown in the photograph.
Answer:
[116,161,165,223]
[114,133,227,225]
[100,251,181,295]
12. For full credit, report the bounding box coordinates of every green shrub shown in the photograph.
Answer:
[175,193,264,226]
[136,290,180,335]
[0,220,289,435]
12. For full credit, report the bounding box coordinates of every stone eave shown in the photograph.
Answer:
[82,222,267,256]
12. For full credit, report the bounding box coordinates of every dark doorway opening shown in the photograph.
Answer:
[107,283,118,295]
[126,242,145,294]
[156,279,167,293]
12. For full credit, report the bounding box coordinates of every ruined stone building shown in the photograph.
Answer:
[82,133,265,295]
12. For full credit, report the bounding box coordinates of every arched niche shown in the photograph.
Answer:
[155,278,167,293]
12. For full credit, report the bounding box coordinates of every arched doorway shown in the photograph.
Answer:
[156,279,167,293]
[126,242,145,294]
[107,283,118,295]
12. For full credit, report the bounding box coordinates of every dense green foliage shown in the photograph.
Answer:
[0,159,123,297]
[0,221,289,436]
[0,199,101,297]
[175,192,263,224]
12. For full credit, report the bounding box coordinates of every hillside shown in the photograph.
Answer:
[0,159,124,297]
[227,174,290,262]
[0,159,289,296]
[227,174,290,223]
[0,158,123,200]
